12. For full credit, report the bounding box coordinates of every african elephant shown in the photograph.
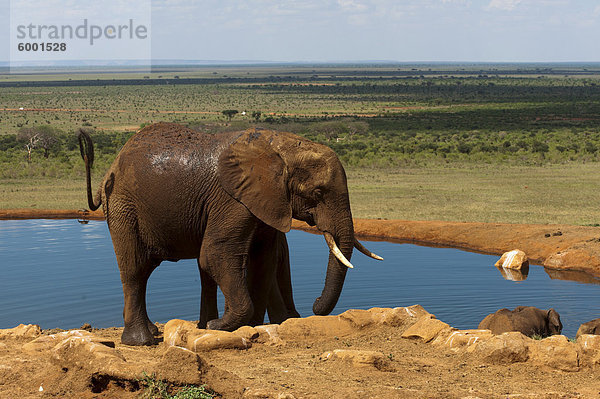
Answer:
[78,122,381,345]
[478,306,562,338]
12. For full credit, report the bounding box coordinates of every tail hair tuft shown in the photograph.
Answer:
[77,128,95,168]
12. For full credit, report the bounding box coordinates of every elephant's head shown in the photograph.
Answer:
[546,308,562,335]
[218,129,381,315]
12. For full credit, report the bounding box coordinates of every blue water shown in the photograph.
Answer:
[1,219,599,337]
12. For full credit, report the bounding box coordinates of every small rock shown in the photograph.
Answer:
[577,334,600,351]
[190,331,250,351]
[233,326,260,341]
[243,388,294,399]
[576,318,600,339]
[320,349,394,371]
[278,315,356,340]
[80,323,93,332]
[339,309,375,328]
[509,394,583,399]
[543,248,596,270]
[529,335,579,372]
[576,334,600,368]
[472,332,530,364]
[254,325,283,345]
[51,336,131,378]
[494,249,529,270]
[401,315,454,343]
[163,319,200,347]
[23,329,114,353]
[369,305,430,328]
[0,324,41,340]
[435,329,494,352]
[153,346,205,385]
[164,319,250,352]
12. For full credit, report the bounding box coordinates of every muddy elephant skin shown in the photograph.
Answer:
[79,122,371,345]
[478,306,562,338]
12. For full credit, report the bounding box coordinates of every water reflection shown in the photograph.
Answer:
[495,265,529,281]
[544,268,600,285]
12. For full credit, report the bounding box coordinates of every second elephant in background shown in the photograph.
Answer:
[478,306,562,338]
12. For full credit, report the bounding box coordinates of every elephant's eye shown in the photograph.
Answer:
[313,188,323,200]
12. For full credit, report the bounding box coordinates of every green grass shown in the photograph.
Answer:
[138,373,216,399]
[0,178,87,209]
[2,64,600,225]
[347,164,600,225]
[3,164,600,226]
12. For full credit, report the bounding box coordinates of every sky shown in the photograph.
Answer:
[2,0,600,63]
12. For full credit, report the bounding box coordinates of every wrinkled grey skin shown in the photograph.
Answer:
[575,318,600,339]
[199,227,299,329]
[478,306,562,338]
[79,122,354,346]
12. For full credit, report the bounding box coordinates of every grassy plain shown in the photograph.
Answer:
[3,163,600,226]
[347,164,600,225]
[2,63,600,225]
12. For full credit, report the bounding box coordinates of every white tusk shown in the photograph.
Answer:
[323,232,354,269]
[354,239,384,261]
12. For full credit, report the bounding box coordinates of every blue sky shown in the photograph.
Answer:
[2,0,600,63]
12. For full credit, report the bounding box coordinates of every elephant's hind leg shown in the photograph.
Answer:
[246,231,279,326]
[198,265,218,329]
[143,273,160,336]
[112,238,159,346]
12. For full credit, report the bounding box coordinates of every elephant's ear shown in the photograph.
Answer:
[218,132,292,233]
[547,308,561,329]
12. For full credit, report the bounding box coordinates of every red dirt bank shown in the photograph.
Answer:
[3,209,598,277]
[294,219,600,278]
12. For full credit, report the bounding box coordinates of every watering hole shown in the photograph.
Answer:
[1,219,599,337]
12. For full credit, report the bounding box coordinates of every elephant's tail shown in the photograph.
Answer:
[77,129,102,211]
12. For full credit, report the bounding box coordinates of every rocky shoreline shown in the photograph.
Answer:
[2,305,600,398]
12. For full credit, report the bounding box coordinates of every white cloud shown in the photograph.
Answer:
[488,0,522,11]
[337,0,368,12]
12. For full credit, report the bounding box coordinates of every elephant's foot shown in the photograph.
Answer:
[147,320,159,336]
[121,325,155,346]
[288,310,301,319]
[206,317,241,332]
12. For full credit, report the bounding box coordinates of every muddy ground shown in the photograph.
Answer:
[2,210,600,398]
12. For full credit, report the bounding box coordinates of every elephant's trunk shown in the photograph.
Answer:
[312,213,354,315]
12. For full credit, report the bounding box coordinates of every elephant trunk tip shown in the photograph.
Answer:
[312,296,335,316]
